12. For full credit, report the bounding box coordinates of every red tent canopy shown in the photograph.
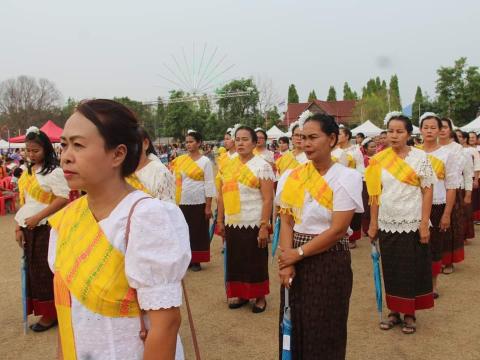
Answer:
[9,120,63,143]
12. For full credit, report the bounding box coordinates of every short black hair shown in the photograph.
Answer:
[13,167,23,178]
[76,99,142,177]
[304,113,339,148]
[25,130,59,175]
[291,124,300,135]
[386,115,413,134]
[278,136,290,145]
[356,132,365,139]
[340,127,352,140]
[420,115,442,129]
[186,131,203,143]
[255,128,268,140]
[235,125,258,143]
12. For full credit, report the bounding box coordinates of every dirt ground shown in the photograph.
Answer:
[1,213,479,360]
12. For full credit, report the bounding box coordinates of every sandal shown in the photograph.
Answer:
[252,299,267,314]
[442,265,454,275]
[228,298,249,309]
[379,312,401,330]
[30,319,58,332]
[402,315,416,334]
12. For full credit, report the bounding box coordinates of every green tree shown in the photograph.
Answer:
[58,98,78,126]
[411,86,424,124]
[436,57,480,125]
[352,93,389,127]
[388,74,402,111]
[288,84,299,103]
[307,90,317,102]
[217,78,262,129]
[164,91,197,140]
[343,82,357,100]
[327,86,337,101]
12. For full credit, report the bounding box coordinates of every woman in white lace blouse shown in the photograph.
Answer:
[50,99,190,360]
[171,130,216,272]
[217,125,275,313]
[367,113,434,335]
[134,127,175,202]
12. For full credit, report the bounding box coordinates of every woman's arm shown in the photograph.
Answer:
[144,307,181,360]
[278,212,295,288]
[278,209,354,269]
[258,178,274,248]
[440,189,456,231]
[24,196,69,229]
[368,203,379,241]
[419,186,433,243]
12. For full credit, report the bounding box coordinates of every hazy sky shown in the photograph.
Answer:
[1,0,478,108]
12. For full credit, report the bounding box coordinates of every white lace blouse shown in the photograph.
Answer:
[378,147,434,233]
[48,191,191,360]
[331,147,349,167]
[136,153,175,202]
[276,163,364,235]
[464,146,480,172]
[15,167,70,227]
[178,155,216,205]
[256,149,275,164]
[425,146,461,204]
[445,142,473,190]
[225,155,276,228]
[345,145,365,176]
[295,151,308,164]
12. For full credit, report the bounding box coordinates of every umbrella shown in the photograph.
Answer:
[21,251,28,334]
[271,217,281,259]
[281,287,292,360]
[371,241,383,322]
[209,209,218,242]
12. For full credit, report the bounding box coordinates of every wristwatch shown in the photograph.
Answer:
[297,246,304,258]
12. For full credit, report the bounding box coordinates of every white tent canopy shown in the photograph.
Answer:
[0,139,25,149]
[412,125,421,135]
[266,125,286,140]
[351,120,383,137]
[461,116,480,132]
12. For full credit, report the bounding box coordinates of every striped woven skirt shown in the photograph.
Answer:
[378,230,434,315]
[279,233,352,360]
[430,204,450,276]
[473,179,480,221]
[22,225,57,319]
[464,190,475,240]
[180,204,210,263]
[443,189,465,265]
[225,225,269,299]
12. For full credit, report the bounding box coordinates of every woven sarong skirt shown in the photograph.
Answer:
[22,224,57,318]
[180,204,210,263]
[430,204,450,276]
[443,189,465,265]
[225,225,269,299]
[378,230,434,315]
[279,232,352,360]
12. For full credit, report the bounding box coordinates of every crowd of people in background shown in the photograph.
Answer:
[4,99,480,359]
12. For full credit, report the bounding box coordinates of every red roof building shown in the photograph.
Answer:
[282,100,357,126]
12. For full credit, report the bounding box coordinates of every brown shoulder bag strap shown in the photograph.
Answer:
[125,196,151,342]
[125,196,202,359]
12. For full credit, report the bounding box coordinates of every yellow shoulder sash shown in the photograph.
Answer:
[18,171,55,206]
[126,173,153,196]
[365,147,420,205]
[221,156,260,215]
[428,154,445,180]
[275,151,300,176]
[280,162,333,223]
[171,154,205,204]
[50,196,140,359]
